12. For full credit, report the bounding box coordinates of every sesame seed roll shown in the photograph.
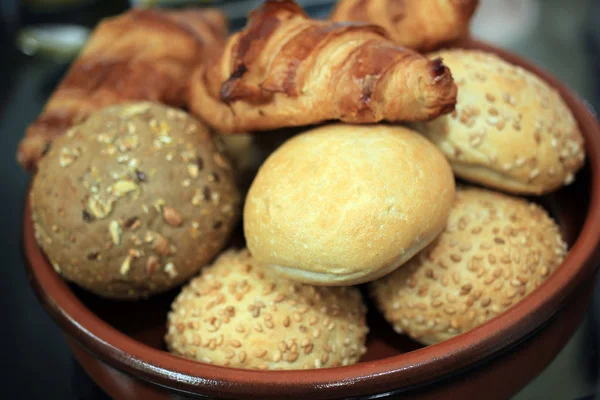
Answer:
[414,49,585,195]
[166,249,368,370]
[370,186,567,345]
[30,102,241,299]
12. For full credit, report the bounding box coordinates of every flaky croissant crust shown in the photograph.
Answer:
[330,0,479,51]
[189,0,457,134]
[17,8,227,171]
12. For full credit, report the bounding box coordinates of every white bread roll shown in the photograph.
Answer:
[243,123,456,285]
[413,49,585,195]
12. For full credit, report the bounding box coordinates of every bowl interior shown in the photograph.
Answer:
[23,39,600,399]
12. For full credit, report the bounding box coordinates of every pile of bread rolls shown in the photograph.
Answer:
[23,0,585,371]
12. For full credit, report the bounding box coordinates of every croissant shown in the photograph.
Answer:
[188,0,457,134]
[330,0,479,51]
[17,8,227,171]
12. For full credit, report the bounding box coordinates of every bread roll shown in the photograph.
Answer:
[244,123,456,285]
[370,186,567,345]
[413,49,585,195]
[30,102,241,299]
[166,249,368,369]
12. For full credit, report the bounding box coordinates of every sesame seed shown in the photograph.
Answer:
[487,116,500,125]
[109,220,122,245]
[187,164,199,178]
[164,262,177,278]
[225,350,235,359]
[304,343,314,354]
[238,351,247,363]
[254,349,267,358]
[120,255,132,275]
[564,173,575,185]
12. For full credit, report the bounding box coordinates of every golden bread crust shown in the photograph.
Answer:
[243,123,455,285]
[330,0,479,51]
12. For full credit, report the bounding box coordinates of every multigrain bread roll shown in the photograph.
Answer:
[370,187,567,345]
[243,123,456,286]
[30,103,240,299]
[413,49,585,195]
[166,249,368,369]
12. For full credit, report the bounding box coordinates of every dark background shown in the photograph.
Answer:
[1,0,600,398]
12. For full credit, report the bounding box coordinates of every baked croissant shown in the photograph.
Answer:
[17,8,227,171]
[330,0,479,51]
[188,0,457,134]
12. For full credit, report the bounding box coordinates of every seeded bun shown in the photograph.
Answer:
[370,186,567,345]
[244,123,456,286]
[30,102,241,299]
[165,249,368,369]
[413,49,585,195]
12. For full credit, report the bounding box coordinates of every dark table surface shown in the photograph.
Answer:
[2,1,600,399]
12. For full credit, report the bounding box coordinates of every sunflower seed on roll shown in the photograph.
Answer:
[165,249,368,370]
[370,186,567,345]
[413,49,585,195]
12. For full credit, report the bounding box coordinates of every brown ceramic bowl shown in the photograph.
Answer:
[22,39,600,400]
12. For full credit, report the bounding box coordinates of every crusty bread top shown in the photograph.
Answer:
[243,123,455,283]
[414,49,585,195]
[330,0,479,51]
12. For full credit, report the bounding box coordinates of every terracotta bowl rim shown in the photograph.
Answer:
[22,39,600,399]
